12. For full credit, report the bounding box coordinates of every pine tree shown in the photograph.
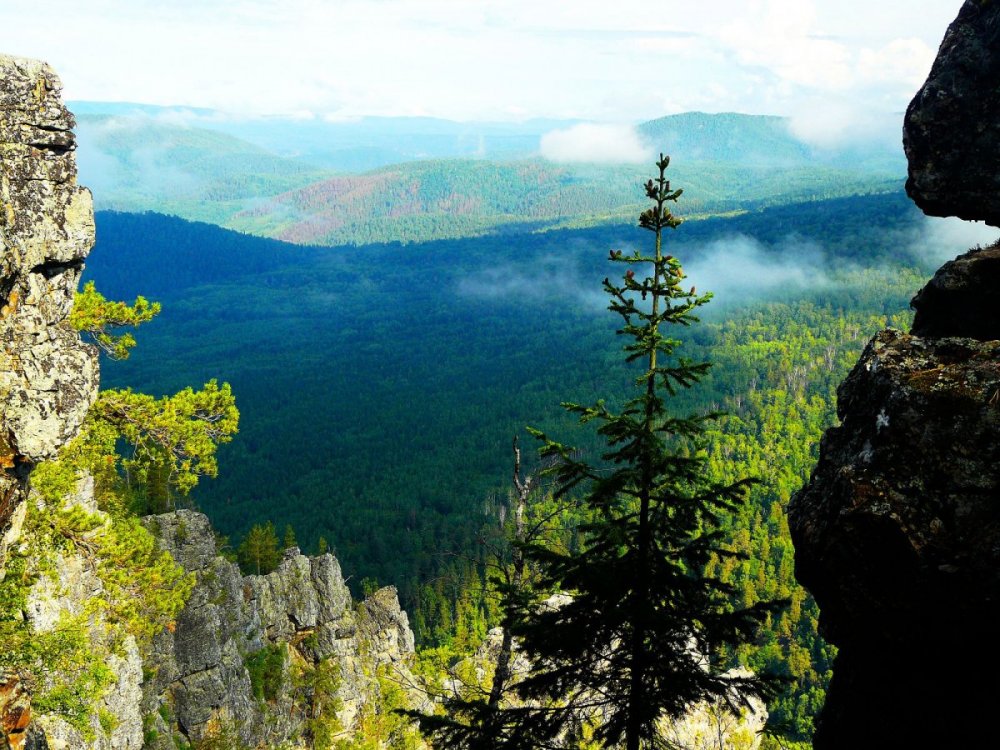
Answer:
[238,522,281,575]
[501,155,784,749]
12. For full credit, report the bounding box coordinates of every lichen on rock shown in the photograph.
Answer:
[789,330,1000,746]
[0,54,98,575]
[1,52,99,750]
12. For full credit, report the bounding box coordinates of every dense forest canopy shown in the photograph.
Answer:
[85,191,947,588]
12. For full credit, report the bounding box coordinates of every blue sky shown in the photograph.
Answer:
[0,0,961,136]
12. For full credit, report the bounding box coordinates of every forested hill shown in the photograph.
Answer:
[75,107,905,246]
[88,190,919,303]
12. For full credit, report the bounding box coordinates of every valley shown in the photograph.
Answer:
[82,187,989,744]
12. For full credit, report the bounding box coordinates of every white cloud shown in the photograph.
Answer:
[456,253,606,308]
[540,124,652,164]
[0,0,969,122]
[683,234,831,303]
[918,217,1000,265]
[717,0,855,91]
[788,101,900,149]
[858,38,937,88]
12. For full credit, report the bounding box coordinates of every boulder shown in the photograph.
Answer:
[910,242,1000,340]
[904,1,1000,225]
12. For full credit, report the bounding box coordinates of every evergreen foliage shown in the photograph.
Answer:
[237,521,281,575]
[283,523,298,550]
[85,381,239,499]
[69,279,239,507]
[503,157,781,749]
[405,437,545,747]
[246,642,286,702]
[0,435,197,735]
[294,657,344,748]
[71,280,160,359]
[0,283,236,734]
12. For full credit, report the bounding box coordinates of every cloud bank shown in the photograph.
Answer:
[0,0,959,122]
[681,235,831,303]
[540,123,652,164]
[916,217,1000,266]
[788,103,901,150]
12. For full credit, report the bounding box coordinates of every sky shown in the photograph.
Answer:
[0,0,962,129]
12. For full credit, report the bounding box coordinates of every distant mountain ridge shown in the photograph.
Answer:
[73,104,906,246]
[70,100,577,169]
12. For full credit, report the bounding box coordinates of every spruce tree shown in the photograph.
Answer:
[503,155,783,749]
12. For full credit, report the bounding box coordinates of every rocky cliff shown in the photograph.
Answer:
[0,55,424,750]
[904,0,1000,226]
[791,2,1000,745]
[9,484,424,750]
[140,510,425,749]
[0,54,97,576]
[1,54,98,750]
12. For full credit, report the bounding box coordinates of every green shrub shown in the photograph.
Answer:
[246,643,285,702]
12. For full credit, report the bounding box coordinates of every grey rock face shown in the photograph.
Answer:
[247,549,352,640]
[789,330,1000,747]
[142,511,422,748]
[0,54,98,573]
[904,1,1000,225]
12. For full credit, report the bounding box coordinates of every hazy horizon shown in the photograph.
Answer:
[0,0,963,147]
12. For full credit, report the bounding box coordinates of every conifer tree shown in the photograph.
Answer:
[238,521,281,575]
[501,155,783,749]
[283,523,297,550]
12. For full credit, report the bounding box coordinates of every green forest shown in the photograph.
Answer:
[77,185,971,744]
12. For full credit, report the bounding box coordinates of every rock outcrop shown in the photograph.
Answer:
[904,0,1000,226]
[0,54,97,572]
[19,476,144,750]
[1,53,97,750]
[791,3,1000,745]
[789,331,1000,745]
[910,241,1000,340]
[0,54,425,750]
[141,511,425,749]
